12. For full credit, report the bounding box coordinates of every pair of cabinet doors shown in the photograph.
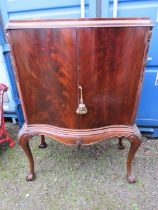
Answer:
[10,26,147,129]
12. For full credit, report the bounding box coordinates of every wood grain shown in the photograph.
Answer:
[7,18,152,182]
[11,28,78,128]
[78,27,148,128]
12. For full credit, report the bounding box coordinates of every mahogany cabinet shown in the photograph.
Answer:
[6,18,152,183]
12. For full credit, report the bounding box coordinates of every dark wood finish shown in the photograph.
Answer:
[6,18,152,29]
[10,28,78,128]
[6,18,153,183]
[118,137,125,150]
[18,123,141,182]
[78,27,148,128]
[39,135,47,149]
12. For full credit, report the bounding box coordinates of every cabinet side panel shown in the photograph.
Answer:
[78,27,147,128]
[11,28,78,128]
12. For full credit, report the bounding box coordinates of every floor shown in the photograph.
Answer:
[0,123,158,210]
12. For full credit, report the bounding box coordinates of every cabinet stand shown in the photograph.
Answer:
[19,123,141,183]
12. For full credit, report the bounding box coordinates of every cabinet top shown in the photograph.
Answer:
[6,18,152,29]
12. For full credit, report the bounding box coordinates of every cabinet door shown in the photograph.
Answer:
[78,27,148,129]
[11,28,78,129]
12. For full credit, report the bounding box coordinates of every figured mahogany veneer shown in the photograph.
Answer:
[6,18,153,183]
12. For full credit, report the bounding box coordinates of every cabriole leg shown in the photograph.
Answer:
[117,137,125,150]
[127,135,141,184]
[19,135,35,181]
[39,135,47,149]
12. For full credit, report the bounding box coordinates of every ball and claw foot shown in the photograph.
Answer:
[118,143,125,150]
[118,138,125,150]
[127,175,136,184]
[26,173,35,181]
[39,142,47,149]
[39,135,47,149]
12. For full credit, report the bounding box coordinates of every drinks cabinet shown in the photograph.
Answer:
[6,18,152,183]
